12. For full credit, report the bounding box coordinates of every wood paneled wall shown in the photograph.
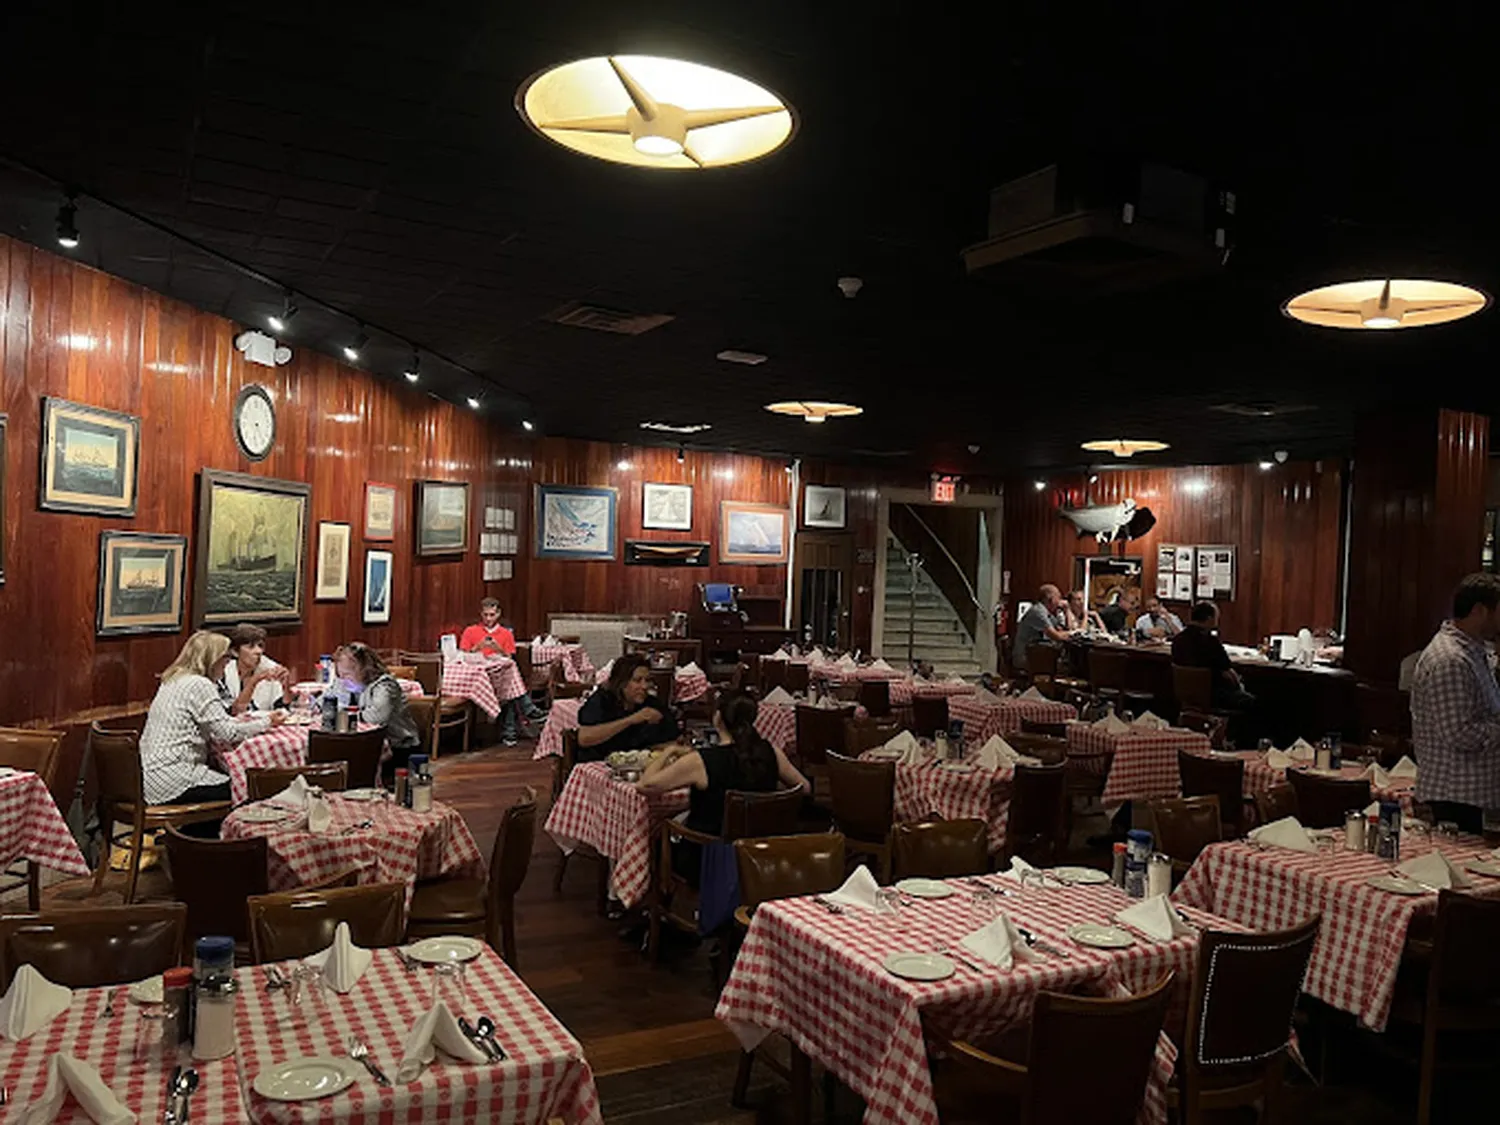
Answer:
[1002,460,1346,645]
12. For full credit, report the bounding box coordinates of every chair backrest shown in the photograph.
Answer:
[734,833,846,909]
[1019,718,1068,738]
[89,722,144,834]
[784,663,811,694]
[1007,732,1068,765]
[844,717,903,756]
[760,660,788,693]
[410,655,442,696]
[1177,709,1229,749]
[825,752,895,843]
[1089,648,1129,692]
[387,664,417,681]
[407,696,438,751]
[1285,770,1370,829]
[1144,795,1222,868]
[911,696,950,738]
[306,727,386,788]
[1254,783,1298,826]
[0,727,65,787]
[1177,750,1245,832]
[1428,890,1500,1016]
[891,818,989,880]
[648,669,674,707]
[164,826,268,946]
[489,788,537,911]
[794,706,849,770]
[856,679,891,717]
[1027,644,1060,677]
[1185,915,1320,1073]
[1006,763,1067,863]
[245,762,349,801]
[248,883,408,962]
[723,787,803,840]
[0,904,188,989]
[1172,665,1214,712]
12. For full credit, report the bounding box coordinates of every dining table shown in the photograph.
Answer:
[943,692,1077,743]
[1066,721,1211,804]
[861,749,1015,853]
[531,640,596,683]
[440,657,528,719]
[1229,750,1418,811]
[0,766,91,883]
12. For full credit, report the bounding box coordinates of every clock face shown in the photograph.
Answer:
[235,386,276,460]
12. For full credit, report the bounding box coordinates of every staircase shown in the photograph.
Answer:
[880,536,982,677]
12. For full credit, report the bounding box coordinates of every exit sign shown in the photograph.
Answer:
[931,475,958,503]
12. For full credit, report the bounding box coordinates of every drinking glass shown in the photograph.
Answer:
[967,886,999,929]
[432,962,467,1010]
[1435,821,1460,843]
[284,963,324,1024]
[875,887,904,933]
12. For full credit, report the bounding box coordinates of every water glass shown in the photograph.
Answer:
[283,964,324,1024]
[432,961,467,1010]
[875,887,904,932]
[1435,820,1460,842]
[967,886,999,928]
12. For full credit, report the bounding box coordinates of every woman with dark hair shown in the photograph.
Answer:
[330,641,422,779]
[220,622,290,714]
[575,653,680,762]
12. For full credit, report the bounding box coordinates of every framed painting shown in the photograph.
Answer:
[39,397,140,516]
[363,549,393,624]
[97,531,188,636]
[315,521,351,600]
[803,484,847,529]
[415,480,470,556]
[720,501,789,564]
[0,413,6,587]
[535,484,618,560]
[194,469,310,627]
[364,481,397,541]
[642,481,693,530]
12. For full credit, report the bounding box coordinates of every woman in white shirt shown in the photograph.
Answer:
[221,622,290,714]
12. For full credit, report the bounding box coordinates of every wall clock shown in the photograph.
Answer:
[234,384,276,461]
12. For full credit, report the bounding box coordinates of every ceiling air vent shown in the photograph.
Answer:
[548,301,674,335]
[1208,402,1317,418]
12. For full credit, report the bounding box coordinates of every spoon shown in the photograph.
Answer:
[475,1016,508,1061]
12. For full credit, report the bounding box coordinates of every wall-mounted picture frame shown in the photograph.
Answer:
[364,481,397,541]
[363,549,393,624]
[315,521,351,600]
[39,397,141,516]
[642,481,693,530]
[194,469,310,627]
[803,484,847,529]
[0,413,7,587]
[535,484,618,560]
[720,501,789,564]
[97,531,188,636]
[415,480,470,556]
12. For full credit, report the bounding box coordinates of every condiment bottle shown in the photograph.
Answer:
[162,966,193,1050]
[192,974,238,1060]
[394,768,410,807]
[1111,842,1127,887]
[411,772,434,813]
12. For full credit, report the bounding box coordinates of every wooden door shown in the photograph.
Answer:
[794,532,854,650]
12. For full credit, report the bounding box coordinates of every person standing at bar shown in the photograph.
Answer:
[1410,573,1500,833]
[1012,584,1069,670]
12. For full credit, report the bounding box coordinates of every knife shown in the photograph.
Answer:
[458,1016,500,1061]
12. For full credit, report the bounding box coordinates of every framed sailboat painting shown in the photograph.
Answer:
[194,469,311,626]
[534,484,618,560]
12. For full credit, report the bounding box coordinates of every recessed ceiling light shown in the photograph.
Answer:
[1080,439,1170,458]
[765,401,863,424]
[1282,278,1490,330]
[717,349,768,365]
[1033,480,1047,491]
[521,420,535,431]
[517,55,795,169]
[640,421,712,434]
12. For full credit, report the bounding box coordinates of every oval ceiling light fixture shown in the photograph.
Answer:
[517,55,795,169]
[1080,438,1171,458]
[1282,278,1490,330]
[765,401,863,424]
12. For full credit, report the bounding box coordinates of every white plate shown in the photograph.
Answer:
[939,762,975,772]
[406,935,483,964]
[238,805,296,824]
[1465,859,1500,878]
[341,788,383,802]
[253,1057,358,1101]
[1366,874,1427,896]
[881,952,955,981]
[863,749,904,761]
[1066,923,1135,949]
[128,975,163,1005]
[895,878,955,899]
[1048,866,1112,885]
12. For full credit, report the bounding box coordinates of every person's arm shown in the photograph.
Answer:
[193,681,277,745]
[638,748,708,792]
[360,677,404,728]
[578,704,662,748]
[458,626,481,652]
[228,672,259,715]
[773,745,809,792]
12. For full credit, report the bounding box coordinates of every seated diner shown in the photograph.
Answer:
[220,621,290,714]
[576,653,681,761]
[327,641,422,781]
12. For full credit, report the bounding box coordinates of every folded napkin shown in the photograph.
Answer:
[762,686,795,706]
[1249,815,1317,853]
[975,735,1018,770]
[304,921,372,993]
[871,658,893,671]
[1018,687,1047,702]
[1364,800,1380,818]
[675,661,702,677]
[959,913,1039,970]
[883,731,919,755]
[20,1054,134,1125]
[269,773,312,809]
[544,634,559,645]
[765,649,789,661]
[1,963,72,1041]
[814,694,841,710]
[396,1001,491,1083]
[1264,749,1294,770]
[1389,755,1418,779]
[823,865,881,911]
[973,686,1003,705]
[1287,738,1317,762]
[306,790,333,834]
[837,654,858,670]
[531,635,543,645]
[1397,850,1471,889]
[997,855,1037,882]
[1364,762,1391,787]
[1115,894,1193,942]
[1092,712,1130,735]
[1132,710,1169,730]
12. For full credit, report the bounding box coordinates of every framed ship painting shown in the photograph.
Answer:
[642,482,693,530]
[535,484,618,560]
[97,531,188,636]
[415,480,469,556]
[720,501,789,564]
[194,469,310,627]
[39,397,140,516]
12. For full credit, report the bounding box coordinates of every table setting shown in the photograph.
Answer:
[1065,712,1211,804]
[530,640,595,683]
[1229,740,1419,808]
[943,686,1077,741]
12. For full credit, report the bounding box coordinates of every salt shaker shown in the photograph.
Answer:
[1146,853,1172,899]
[192,975,238,1060]
[411,772,434,813]
[1344,810,1366,851]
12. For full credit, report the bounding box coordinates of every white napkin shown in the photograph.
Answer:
[1389,755,1418,779]
[1397,850,1471,889]
[1132,710,1169,730]
[20,1055,134,1125]
[1264,749,1294,770]
[303,921,372,993]
[676,661,702,677]
[1364,800,1380,817]
[269,773,311,809]
[1092,712,1129,735]
[947,673,968,683]
[1018,687,1047,702]
[871,658,893,671]
[530,635,543,645]
[1287,738,1317,762]
[814,694,840,709]
[975,735,1017,770]
[306,790,333,834]
[765,649,789,661]
[544,634,559,645]
[837,654,858,670]
[1115,895,1193,942]
[1249,815,1317,853]
[823,865,881,911]
[762,686,795,706]
[1364,762,1391,787]
[959,913,1038,970]
[998,855,1037,882]
[395,1001,491,1083]
[811,646,826,659]
[0,964,72,1041]
[973,686,1004,705]
[595,659,613,683]
[883,731,919,755]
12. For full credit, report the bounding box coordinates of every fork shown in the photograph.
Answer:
[99,988,119,1020]
[932,942,987,973]
[346,1037,391,1086]
[265,966,287,991]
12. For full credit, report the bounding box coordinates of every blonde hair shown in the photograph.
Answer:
[161,630,231,682]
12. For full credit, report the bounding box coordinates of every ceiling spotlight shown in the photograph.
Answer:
[1080,438,1171,458]
[342,328,368,363]
[616,459,632,471]
[1258,460,1274,471]
[676,446,685,464]
[837,277,863,299]
[55,195,79,249]
[466,396,481,410]
[267,292,298,334]
[403,349,421,383]
[785,459,794,474]
[517,55,795,169]
[1282,278,1490,330]
[521,420,535,432]
[765,401,864,424]
[1089,474,1099,483]
[1274,449,1289,463]
[1033,480,1047,492]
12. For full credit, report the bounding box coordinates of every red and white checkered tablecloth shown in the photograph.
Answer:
[0,769,90,878]
[533,698,582,760]
[871,756,1015,853]
[754,703,797,754]
[223,794,485,907]
[532,642,595,683]
[673,667,709,703]
[220,724,313,804]
[292,679,423,699]
[441,659,527,718]
[1067,723,1210,804]
[236,947,601,1124]
[1173,835,1500,1030]
[810,662,907,686]
[1227,751,1417,811]
[0,979,242,1122]
[717,880,1244,1125]
[543,762,688,908]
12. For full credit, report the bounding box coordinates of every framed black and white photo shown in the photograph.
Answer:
[39,397,140,516]
[642,482,693,530]
[315,521,351,600]
[97,531,188,636]
[803,484,847,529]
[363,549,393,624]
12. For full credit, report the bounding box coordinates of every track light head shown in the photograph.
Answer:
[403,350,420,383]
[466,395,481,410]
[268,293,298,334]
[55,195,79,249]
[521,420,535,432]
[342,328,368,362]
[677,445,685,463]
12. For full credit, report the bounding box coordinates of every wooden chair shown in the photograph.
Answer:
[825,752,896,880]
[933,973,1175,1125]
[555,634,582,645]
[387,663,417,681]
[1007,732,1068,765]
[648,669,675,709]
[247,882,408,963]
[307,727,386,789]
[1285,770,1370,829]
[1254,783,1299,826]
[784,663,811,695]
[760,659,789,694]
[245,762,349,801]
[411,654,472,754]
[551,731,610,916]
[408,788,537,966]
[891,818,989,880]
[1061,732,1115,824]
[0,727,65,909]
[515,646,556,710]
[164,827,268,960]
[1177,749,1247,836]
[1004,763,1068,865]
[88,722,230,905]
[407,696,439,757]
[911,696,950,739]
[1172,665,1215,713]
[844,716,903,756]
[0,903,187,989]
[406,653,444,696]
[794,705,849,802]
[1019,718,1068,738]
[1177,709,1229,749]
[1142,795,1222,880]
[1168,915,1321,1124]
[1088,647,1130,699]
[857,679,891,717]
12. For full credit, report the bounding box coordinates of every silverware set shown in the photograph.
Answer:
[457,1015,507,1061]
[341,819,375,834]
[814,896,844,915]
[396,948,421,972]
[932,942,987,973]
[346,1036,391,1085]
[1015,926,1072,958]
[264,966,288,991]
[162,1065,198,1124]
[99,988,120,1020]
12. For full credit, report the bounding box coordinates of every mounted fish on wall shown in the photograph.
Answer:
[1058,498,1157,543]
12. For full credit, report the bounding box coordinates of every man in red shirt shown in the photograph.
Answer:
[460,598,516,656]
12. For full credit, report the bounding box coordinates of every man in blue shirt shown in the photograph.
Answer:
[1012,584,1068,671]
[1135,596,1183,641]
